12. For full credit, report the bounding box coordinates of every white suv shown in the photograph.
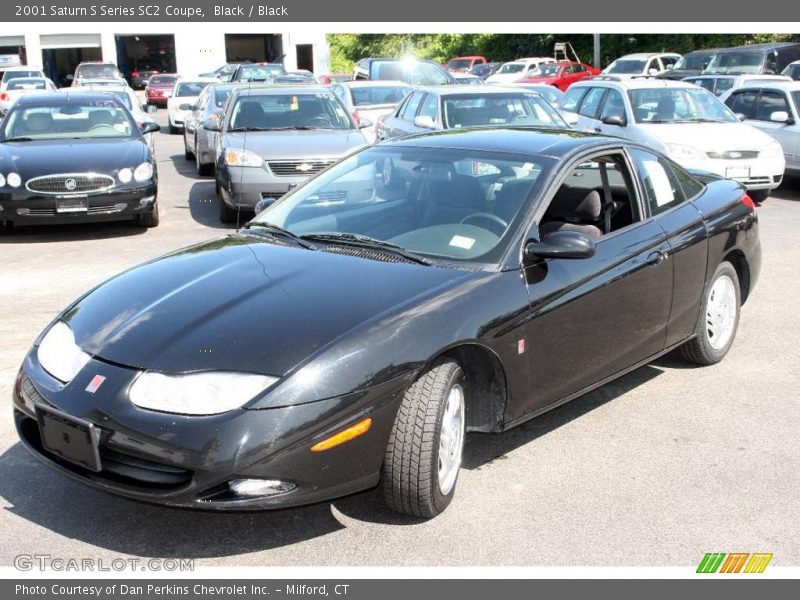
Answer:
[559,78,786,202]
[486,57,556,84]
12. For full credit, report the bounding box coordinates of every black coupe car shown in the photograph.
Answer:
[0,92,160,233]
[13,129,760,518]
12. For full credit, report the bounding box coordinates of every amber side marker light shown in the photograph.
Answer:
[310,417,372,452]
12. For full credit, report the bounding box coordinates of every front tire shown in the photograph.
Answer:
[137,201,160,228]
[219,197,236,223]
[184,136,194,160]
[680,261,740,365]
[748,189,770,203]
[196,139,213,176]
[382,359,466,518]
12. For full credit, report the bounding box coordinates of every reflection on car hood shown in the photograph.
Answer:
[637,121,776,152]
[0,138,148,176]
[63,236,469,376]
[224,129,366,159]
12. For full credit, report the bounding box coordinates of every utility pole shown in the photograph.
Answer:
[593,33,601,69]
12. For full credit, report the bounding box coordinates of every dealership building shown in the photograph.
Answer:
[0,25,332,86]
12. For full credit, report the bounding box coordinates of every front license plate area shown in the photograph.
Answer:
[56,196,89,213]
[725,166,750,180]
[36,405,102,472]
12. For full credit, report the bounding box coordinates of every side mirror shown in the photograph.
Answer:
[179,103,193,111]
[146,104,158,114]
[414,115,436,129]
[648,68,659,76]
[203,118,222,131]
[770,110,794,124]
[735,113,746,121]
[358,117,374,129]
[524,230,597,261]
[562,111,580,126]
[140,121,160,134]
[254,197,277,213]
[601,114,626,127]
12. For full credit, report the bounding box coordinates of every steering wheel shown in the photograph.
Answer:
[305,116,330,127]
[88,123,117,133]
[460,212,509,236]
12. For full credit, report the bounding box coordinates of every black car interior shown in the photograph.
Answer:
[539,154,638,239]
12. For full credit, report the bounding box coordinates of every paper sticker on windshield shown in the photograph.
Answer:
[642,160,675,206]
[450,235,475,250]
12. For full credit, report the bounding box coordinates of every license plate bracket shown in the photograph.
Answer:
[725,166,750,180]
[36,405,102,472]
[56,196,89,213]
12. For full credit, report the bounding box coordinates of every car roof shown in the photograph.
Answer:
[575,77,697,90]
[339,80,409,88]
[450,56,484,60]
[615,52,681,60]
[383,127,620,159]
[3,66,43,72]
[413,84,543,96]
[233,85,333,97]
[17,91,126,106]
[715,42,800,53]
[732,80,800,92]
[176,76,218,82]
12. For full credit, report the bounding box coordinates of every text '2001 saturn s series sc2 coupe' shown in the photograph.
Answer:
[13,129,760,518]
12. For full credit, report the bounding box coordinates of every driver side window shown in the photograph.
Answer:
[539,153,640,240]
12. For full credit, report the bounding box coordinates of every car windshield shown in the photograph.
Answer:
[783,64,800,80]
[252,146,553,263]
[7,79,47,91]
[78,80,124,88]
[497,63,526,74]
[529,64,561,77]
[674,53,713,70]
[104,91,133,110]
[369,61,451,86]
[447,59,472,70]
[628,87,738,123]
[518,85,564,104]
[350,85,409,107]
[77,64,121,79]
[213,87,234,107]
[1,100,136,140]
[237,64,285,81]
[3,70,41,82]
[228,93,353,130]
[606,59,647,74]
[175,81,208,97]
[150,75,177,85]
[705,52,765,74]
[442,93,567,129]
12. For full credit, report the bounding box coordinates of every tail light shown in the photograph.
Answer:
[351,111,360,125]
[741,193,756,209]
[0,93,8,101]
[131,71,140,78]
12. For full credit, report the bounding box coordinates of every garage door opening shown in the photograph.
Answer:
[115,34,176,85]
[225,34,283,64]
[42,47,101,87]
[296,44,314,72]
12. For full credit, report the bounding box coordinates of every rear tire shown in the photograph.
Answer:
[168,123,177,135]
[382,359,466,518]
[748,189,769,203]
[680,261,740,365]
[138,202,160,228]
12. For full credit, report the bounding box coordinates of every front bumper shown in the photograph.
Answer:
[678,156,784,191]
[13,351,410,510]
[146,94,170,106]
[0,183,158,226]
[217,165,311,210]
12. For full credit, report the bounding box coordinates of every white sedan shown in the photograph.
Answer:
[0,77,56,114]
[167,77,217,133]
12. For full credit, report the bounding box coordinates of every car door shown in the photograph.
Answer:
[514,149,673,420]
[573,86,607,132]
[594,88,630,136]
[752,88,798,168]
[377,91,424,140]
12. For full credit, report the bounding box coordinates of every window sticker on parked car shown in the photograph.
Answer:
[450,235,476,250]
[642,160,675,206]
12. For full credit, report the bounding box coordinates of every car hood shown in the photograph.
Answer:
[62,235,469,377]
[486,73,526,83]
[637,121,776,152]
[518,76,558,84]
[0,138,148,176]
[224,129,366,159]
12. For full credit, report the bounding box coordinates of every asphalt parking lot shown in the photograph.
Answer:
[1,109,799,568]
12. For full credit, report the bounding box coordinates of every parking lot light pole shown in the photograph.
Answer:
[594,34,601,69]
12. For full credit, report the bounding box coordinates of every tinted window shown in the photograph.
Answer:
[725,90,758,119]
[418,93,439,122]
[76,64,121,79]
[661,56,679,69]
[213,88,233,108]
[399,92,424,120]
[754,90,791,121]
[630,148,685,215]
[149,75,177,85]
[671,162,705,199]
[175,81,209,97]
[599,89,626,121]
[578,87,606,118]
[350,85,409,107]
[706,52,764,75]
[606,59,647,74]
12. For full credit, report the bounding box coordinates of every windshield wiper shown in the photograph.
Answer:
[227,126,276,132]
[299,233,432,265]
[2,136,34,142]
[671,118,726,123]
[240,221,318,250]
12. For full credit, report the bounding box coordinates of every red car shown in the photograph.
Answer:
[445,56,488,73]
[318,73,352,85]
[515,61,599,91]
[144,73,178,107]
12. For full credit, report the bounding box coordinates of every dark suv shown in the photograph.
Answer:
[229,62,286,83]
[353,58,456,85]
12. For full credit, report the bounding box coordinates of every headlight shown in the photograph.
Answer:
[7,172,21,187]
[37,321,91,383]
[225,148,264,168]
[762,140,784,159]
[0,174,5,187]
[129,371,278,415]
[118,168,133,183]
[133,162,154,182]
[665,144,705,161]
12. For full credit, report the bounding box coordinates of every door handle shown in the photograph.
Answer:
[646,250,667,266]
[594,127,602,133]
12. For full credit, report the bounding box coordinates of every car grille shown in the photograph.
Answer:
[708,150,759,160]
[267,159,336,177]
[26,173,115,195]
